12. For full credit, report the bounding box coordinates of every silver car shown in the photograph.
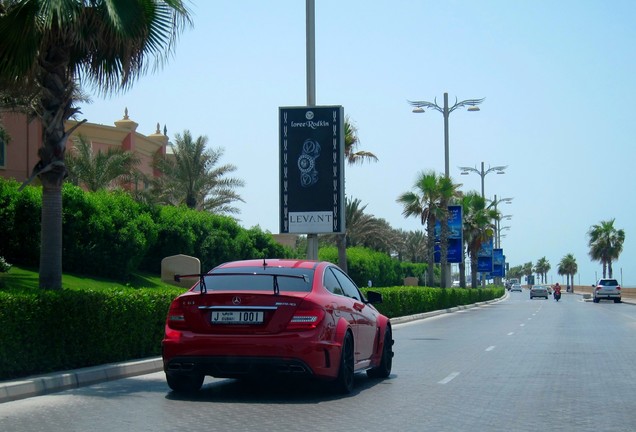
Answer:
[593,278,621,303]
[510,283,522,292]
[530,284,549,299]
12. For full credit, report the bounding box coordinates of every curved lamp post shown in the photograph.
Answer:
[459,162,507,198]
[408,93,484,177]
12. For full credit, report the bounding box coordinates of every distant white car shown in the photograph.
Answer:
[510,283,522,292]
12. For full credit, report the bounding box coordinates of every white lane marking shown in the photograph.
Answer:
[438,372,460,384]
[507,332,514,336]
[528,318,532,320]
[520,323,525,327]
[486,346,495,352]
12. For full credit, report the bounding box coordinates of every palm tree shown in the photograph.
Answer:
[534,257,551,283]
[587,219,625,278]
[558,254,577,292]
[461,191,498,288]
[436,175,461,288]
[397,170,442,287]
[401,230,427,263]
[522,262,534,285]
[153,130,244,215]
[65,135,140,192]
[337,116,378,272]
[0,1,191,289]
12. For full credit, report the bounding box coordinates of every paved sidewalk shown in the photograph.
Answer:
[0,291,513,404]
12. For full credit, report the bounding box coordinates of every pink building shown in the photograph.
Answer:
[0,108,168,188]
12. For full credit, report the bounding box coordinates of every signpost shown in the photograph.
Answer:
[279,106,345,235]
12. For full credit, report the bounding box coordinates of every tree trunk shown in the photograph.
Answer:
[426,217,435,287]
[39,171,64,289]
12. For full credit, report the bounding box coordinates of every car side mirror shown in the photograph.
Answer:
[366,290,383,304]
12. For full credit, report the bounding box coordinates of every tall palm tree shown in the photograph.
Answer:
[65,135,140,192]
[558,253,577,291]
[587,219,625,278]
[397,170,442,287]
[522,262,534,284]
[534,257,551,283]
[337,116,378,272]
[461,191,499,288]
[153,130,244,215]
[0,1,191,289]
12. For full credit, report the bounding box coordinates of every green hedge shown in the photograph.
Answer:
[0,179,290,280]
[0,285,184,380]
[361,286,505,318]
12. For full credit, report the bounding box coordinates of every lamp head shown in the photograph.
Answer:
[412,107,425,113]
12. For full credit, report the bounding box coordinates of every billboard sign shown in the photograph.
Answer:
[477,236,493,273]
[492,248,505,277]
[279,106,345,234]
[434,205,464,263]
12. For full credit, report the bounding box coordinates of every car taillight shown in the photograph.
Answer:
[617,285,621,291]
[286,308,325,331]
[166,302,189,331]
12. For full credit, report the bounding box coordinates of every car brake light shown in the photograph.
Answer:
[167,302,189,331]
[287,308,325,331]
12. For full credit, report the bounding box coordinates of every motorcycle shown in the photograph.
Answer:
[554,291,561,301]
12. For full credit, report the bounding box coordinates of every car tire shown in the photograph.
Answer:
[166,373,204,393]
[367,327,393,379]
[614,299,622,303]
[335,331,355,394]
[593,297,600,303]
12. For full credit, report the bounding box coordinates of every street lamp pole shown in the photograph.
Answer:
[459,161,508,199]
[409,93,484,288]
[409,93,484,178]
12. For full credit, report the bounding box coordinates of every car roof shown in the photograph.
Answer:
[214,259,321,271]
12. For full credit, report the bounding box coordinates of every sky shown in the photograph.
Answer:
[77,1,636,286]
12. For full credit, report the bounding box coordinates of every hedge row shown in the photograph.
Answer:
[0,179,289,280]
[0,285,184,380]
[0,282,504,380]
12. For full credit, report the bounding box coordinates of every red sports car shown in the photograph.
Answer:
[162,259,393,394]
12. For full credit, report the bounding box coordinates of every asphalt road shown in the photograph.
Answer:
[1,292,635,432]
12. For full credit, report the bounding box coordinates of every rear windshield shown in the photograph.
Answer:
[600,279,618,286]
[194,267,314,293]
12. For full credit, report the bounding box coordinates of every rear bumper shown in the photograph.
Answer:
[594,292,621,299]
[162,333,341,380]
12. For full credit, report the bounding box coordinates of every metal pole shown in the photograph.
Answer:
[480,161,485,198]
[306,0,315,107]
[443,93,450,178]
[305,0,318,260]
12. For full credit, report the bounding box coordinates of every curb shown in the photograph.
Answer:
[0,357,163,404]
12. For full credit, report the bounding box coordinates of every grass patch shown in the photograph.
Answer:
[0,265,179,292]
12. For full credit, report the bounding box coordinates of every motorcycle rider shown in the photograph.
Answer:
[553,282,562,301]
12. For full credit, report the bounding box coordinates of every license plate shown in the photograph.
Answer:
[211,311,264,324]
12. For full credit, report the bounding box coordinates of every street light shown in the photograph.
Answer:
[491,196,513,248]
[408,93,484,177]
[458,161,507,198]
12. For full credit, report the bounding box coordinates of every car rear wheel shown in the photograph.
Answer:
[593,297,600,303]
[166,373,204,393]
[367,327,393,379]
[614,299,622,303]
[335,332,354,394]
